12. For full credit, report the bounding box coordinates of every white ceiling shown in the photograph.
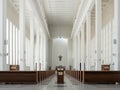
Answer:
[41,0,80,26]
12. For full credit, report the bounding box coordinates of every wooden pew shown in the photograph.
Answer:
[83,71,120,84]
[66,70,82,81]
[66,70,120,84]
[0,70,55,84]
[38,70,55,82]
[0,71,38,84]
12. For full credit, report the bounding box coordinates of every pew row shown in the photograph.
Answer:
[83,71,120,84]
[66,70,120,84]
[38,70,55,82]
[66,70,81,81]
[0,70,55,84]
[0,71,38,84]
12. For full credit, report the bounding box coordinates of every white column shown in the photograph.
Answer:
[39,35,41,70]
[7,19,10,65]
[40,34,42,70]
[44,36,47,70]
[81,24,85,70]
[86,20,89,70]
[95,0,102,70]
[36,26,40,71]
[73,36,77,69]
[42,35,44,70]
[106,25,109,64]
[75,35,78,70]
[114,0,120,70]
[104,27,107,64]
[101,28,104,64]
[67,38,72,70]
[19,0,26,70]
[40,34,44,70]
[77,32,80,70]
[72,37,74,69]
[89,24,92,70]
[0,0,7,70]
[109,21,112,64]
[30,15,34,71]
[43,35,45,70]
[79,32,82,69]
[75,36,78,70]
[86,11,91,70]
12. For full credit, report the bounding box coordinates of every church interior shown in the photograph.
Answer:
[0,0,120,90]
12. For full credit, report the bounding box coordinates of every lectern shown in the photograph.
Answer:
[101,65,110,71]
[57,66,65,84]
[10,65,19,71]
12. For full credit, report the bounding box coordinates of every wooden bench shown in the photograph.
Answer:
[0,71,38,84]
[83,71,120,84]
[66,70,82,81]
[66,70,120,84]
[38,70,55,82]
[0,70,55,84]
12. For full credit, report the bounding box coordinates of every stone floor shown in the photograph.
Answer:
[0,74,120,90]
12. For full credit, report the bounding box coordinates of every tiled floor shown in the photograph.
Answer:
[0,74,120,90]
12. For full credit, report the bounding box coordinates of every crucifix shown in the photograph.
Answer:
[58,55,62,61]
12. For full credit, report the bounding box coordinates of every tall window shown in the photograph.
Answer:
[6,19,20,65]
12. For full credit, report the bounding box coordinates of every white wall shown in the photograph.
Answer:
[52,38,68,70]
[48,25,72,70]
[49,25,72,38]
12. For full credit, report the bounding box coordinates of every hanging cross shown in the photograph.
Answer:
[58,55,62,61]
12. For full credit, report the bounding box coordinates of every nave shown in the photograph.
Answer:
[0,74,120,90]
[1,0,120,89]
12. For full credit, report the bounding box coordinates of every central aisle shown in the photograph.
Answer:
[40,74,82,90]
[45,74,79,86]
[40,74,120,90]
